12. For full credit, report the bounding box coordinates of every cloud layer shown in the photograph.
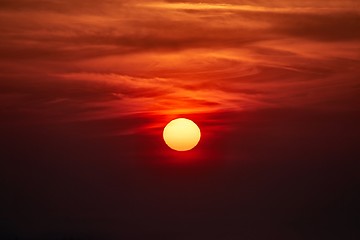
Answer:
[1,0,360,130]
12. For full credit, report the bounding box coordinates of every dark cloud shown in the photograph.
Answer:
[272,12,360,41]
[0,0,126,13]
[164,0,360,8]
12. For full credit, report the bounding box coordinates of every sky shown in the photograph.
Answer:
[1,0,360,239]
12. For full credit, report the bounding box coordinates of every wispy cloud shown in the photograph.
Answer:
[1,0,359,132]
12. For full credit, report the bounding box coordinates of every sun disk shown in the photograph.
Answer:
[163,118,201,151]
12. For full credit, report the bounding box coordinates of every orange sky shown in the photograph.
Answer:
[1,0,360,131]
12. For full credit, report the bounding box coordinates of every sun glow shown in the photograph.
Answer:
[163,118,201,151]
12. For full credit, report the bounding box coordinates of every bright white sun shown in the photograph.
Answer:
[163,118,201,151]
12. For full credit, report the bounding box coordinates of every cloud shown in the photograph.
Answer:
[0,0,359,133]
[1,0,359,61]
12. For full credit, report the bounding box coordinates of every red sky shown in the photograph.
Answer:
[1,0,360,125]
[1,1,360,239]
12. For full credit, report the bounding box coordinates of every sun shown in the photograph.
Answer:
[163,118,201,151]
